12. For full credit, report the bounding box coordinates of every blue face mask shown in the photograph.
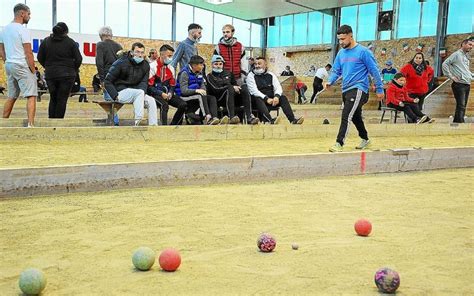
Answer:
[133,57,144,64]
[163,57,172,65]
[213,68,223,73]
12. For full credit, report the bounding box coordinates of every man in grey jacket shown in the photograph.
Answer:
[171,23,202,72]
[96,26,122,97]
[442,39,473,123]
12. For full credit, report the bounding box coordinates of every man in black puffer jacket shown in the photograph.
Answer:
[206,55,259,125]
[104,42,158,126]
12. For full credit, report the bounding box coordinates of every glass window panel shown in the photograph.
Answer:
[151,3,172,40]
[322,13,333,44]
[129,1,151,38]
[280,15,293,46]
[194,7,213,44]
[1,1,25,27]
[357,3,377,41]
[447,0,473,34]
[213,13,232,44]
[293,13,307,46]
[250,23,262,48]
[267,17,280,47]
[176,2,193,41]
[340,5,357,34]
[382,0,393,11]
[308,12,322,45]
[25,0,52,31]
[57,0,79,33]
[397,0,421,38]
[105,0,128,37]
[420,0,438,37]
[80,0,104,35]
[233,18,250,47]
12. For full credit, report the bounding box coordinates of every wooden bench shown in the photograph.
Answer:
[92,100,126,126]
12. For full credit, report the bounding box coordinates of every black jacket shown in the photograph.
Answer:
[37,34,82,80]
[206,70,237,94]
[95,39,123,82]
[104,54,150,100]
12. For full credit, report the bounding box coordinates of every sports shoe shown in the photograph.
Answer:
[220,115,230,125]
[427,118,435,123]
[249,116,260,125]
[134,119,141,126]
[27,122,34,128]
[355,139,371,150]
[229,116,241,124]
[416,115,428,125]
[273,115,283,125]
[329,142,343,152]
[208,117,220,125]
[291,117,304,124]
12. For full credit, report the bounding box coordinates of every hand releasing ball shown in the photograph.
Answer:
[132,247,156,271]
[257,233,276,252]
[19,268,47,295]
[159,248,181,272]
[374,267,400,293]
[354,219,372,236]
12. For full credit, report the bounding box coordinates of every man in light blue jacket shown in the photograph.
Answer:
[171,23,202,72]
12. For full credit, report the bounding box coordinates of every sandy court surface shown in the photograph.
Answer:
[1,135,473,168]
[0,168,472,295]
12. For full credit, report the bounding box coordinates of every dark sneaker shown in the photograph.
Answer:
[416,115,428,125]
[291,117,304,124]
[229,116,240,124]
[249,116,260,125]
[428,118,435,123]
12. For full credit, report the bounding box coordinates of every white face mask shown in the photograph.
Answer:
[213,68,223,73]
[163,57,172,65]
[254,68,265,74]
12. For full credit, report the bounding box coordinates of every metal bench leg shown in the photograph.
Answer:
[380,110,386,123]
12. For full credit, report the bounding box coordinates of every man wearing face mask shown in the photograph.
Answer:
[171,23,202,72]
[206,55,260,125]
[147,44,188,125]
[105,42,158,126]
[214,24,246,85]
[247,57,304,125]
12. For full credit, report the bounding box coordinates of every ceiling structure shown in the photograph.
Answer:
[141,0,381,21]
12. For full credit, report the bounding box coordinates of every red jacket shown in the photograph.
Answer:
[399,63,430,95]
[217,41,243,79]
[295,81,306,90]
[148,59,176,87]
[385,81,415,106]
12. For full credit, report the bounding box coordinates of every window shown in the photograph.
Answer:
[176,2,193,41]
[280,15,293,46]
[447,0,473,34]
[250,23,262,48]
[105,0,128,37]
[420,0,438,37]
[340,5,358,34]
[151,3,172,41]
[213,13,232,44]
[25,0,52,31]
[267,17,280,47]
[232,18,251,47]
[397,0,421,38]
[80,0,104,35]
[129,1,151,38]
[293,13,307,46]
[357,3,377,41]
[322,13,333,44]
[308,12,322,45]
[380,0,393,40]
[194,7,213,44]
[57,0,79,33]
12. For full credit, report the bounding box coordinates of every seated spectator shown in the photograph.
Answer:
[71,71,88,103]
[104,42,158,126]
[304,65,316,77]
[295,80,308,104]
[386,73,432,124]
[175,55,220,125]
[206,55,259,125]
[147,44,187,125]
[247,57,304,124]
[92,73,101,93]
[281,65,294,76]
[148,48,157,63]
[248,57,255,72]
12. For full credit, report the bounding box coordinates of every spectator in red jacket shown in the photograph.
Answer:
[295,81,308,104]
[386,73,432,124]
[400,52,431,110]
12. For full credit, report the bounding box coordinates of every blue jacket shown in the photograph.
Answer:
[175,65,204,96]
[328,44,383,94]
